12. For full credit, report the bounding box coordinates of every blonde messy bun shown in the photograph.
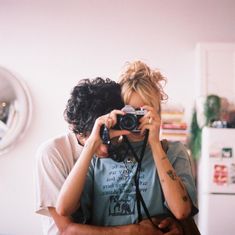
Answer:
[118,61,168,112]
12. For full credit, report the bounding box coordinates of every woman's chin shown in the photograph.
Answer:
[128,132,145,142]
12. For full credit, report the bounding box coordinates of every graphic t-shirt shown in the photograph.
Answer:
[81,141,198,226]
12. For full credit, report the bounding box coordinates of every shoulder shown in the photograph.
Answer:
[36,132,73,155]
[36,132,82,165]
[166,141,189,162]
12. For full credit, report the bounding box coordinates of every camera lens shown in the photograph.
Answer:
[119,114,137,131]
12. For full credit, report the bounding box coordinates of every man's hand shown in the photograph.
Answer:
[137,219,164,235]
[158,217,183,235]
[61,218,164,235]
[50,205,182,235]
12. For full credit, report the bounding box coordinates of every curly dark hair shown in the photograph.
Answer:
[64,77,124,136]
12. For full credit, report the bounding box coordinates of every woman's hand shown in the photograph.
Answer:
[86,109,130,156]
[138,105,161,145]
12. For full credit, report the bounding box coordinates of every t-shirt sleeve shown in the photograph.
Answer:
[169,142,199,216]
[35,142,70,217]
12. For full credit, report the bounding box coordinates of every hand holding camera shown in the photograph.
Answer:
[114,104,160,137]
[104,104,160,137]
[100,104,161,149]
[114,105,147,132]
[138,105,161,145]
[115,104,161,145]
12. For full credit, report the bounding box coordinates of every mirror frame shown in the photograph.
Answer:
[0,66,32,155]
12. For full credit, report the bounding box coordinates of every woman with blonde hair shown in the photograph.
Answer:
[117,60,198,219]
[119,60,167,112]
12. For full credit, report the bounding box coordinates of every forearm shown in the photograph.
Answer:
[50,207,137,235]
[50,207,170,235]
[62,220,165,235]
[56,140,97,216]
[151,142,191,219]
[62,223,138,235]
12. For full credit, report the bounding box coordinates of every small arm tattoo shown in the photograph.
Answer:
[161,156,168,160]
[167,170,177,180]
[179,180,186,191]
[160,178,165,184]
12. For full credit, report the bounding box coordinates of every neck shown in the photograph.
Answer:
[127,132,145,142]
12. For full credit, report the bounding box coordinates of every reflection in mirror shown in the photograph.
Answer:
[0,66,32,155]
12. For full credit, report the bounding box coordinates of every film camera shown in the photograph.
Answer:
[114,105,147,132]
[101,105,147,162]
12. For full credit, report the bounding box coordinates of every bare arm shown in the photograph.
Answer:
[49,207,167,235]
[150,142,192,220]
[56,110,129,217]
[62,221,164,235]
[56,137,99,216]
[140,106,192,220]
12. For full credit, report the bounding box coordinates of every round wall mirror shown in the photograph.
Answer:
[0,66,32,155]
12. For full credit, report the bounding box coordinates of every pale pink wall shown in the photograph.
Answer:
[0,0,234,234]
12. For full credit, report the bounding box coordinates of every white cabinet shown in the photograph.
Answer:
[195,43,235,102]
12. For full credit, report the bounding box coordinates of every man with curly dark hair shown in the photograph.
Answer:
[35,77,182,235]
[64,77,125,137]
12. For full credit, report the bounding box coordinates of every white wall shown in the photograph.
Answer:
[0,0,234,234]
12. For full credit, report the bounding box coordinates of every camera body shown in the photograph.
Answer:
[101,105,147,161]
[114,105,146,132]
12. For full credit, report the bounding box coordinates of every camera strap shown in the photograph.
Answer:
[102,125,169,228]
[123,131,158,225]
[123,135,170,230]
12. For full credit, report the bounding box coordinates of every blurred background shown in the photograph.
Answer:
[0,0,234,234]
